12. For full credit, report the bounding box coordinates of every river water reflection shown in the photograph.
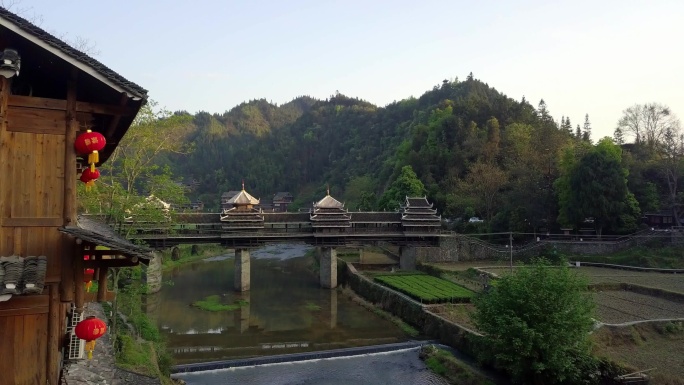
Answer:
[148,244,410,364]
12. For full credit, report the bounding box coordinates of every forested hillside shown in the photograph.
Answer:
[89,76,682,236]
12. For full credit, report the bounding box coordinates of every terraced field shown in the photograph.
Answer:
[374,274,474,304]
[577,266,684,293]
[593,290,684,324]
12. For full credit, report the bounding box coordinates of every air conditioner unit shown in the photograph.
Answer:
[65,306,85,360]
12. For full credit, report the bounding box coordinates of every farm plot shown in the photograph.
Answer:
[593,290,684,324]
[577,266,684,293]
[374,274,474,304]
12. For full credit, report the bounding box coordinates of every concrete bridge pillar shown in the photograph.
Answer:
[358,248,365,264]
[399,246,417,271]
[144,252,163,294]
[320,247,337,289]
[234,248,250,292]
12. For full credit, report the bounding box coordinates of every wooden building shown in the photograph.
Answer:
[0,8,150,385]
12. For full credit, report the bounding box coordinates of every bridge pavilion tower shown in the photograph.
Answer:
[398,196,442,269]
[310,190,350,288]
[220,183,263,291]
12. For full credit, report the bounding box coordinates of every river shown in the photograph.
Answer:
[147,244,412,365]
[148,244,458,384]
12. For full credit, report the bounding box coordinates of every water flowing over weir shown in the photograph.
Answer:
[172,345,450,385]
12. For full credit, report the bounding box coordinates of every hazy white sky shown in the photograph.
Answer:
[13,0,684,140]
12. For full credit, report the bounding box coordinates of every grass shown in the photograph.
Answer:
[374,274,475,303]
[420,345,495,385]
[191,295,249,312]
[304,302,321,311]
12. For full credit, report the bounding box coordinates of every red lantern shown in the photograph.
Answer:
[74,130,106,172]
[75,316,107,359]
[79,168,100,191]
[84,268,95,282]
[84,268,95,292]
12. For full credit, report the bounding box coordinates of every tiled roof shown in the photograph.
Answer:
[59,216,152,261]
[273,192,293,199]
[263,213,311,223]
[405,197,433,208]
[228,190,260,205]
[0,7,147,98]
[350,212,402,223]
[174,213,221,224]
[314,194,344,209]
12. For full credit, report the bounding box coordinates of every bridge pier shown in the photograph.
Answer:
[320,247,337,289]
[399,246,417,270]
[144,252,163,294]
[234,248,250,292]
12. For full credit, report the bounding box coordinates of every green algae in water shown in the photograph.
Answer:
[192,295,249,312]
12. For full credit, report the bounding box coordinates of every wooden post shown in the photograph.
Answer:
[74,243,85,312]
[0,78,8,255]
[97,266,108,302]
[61,72,78,302]
[47,284,60,385]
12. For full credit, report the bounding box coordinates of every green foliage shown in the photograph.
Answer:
[378,165,426,210]
[192,295,249,312]
[304,302,321,311]
[421,345,496,385]
[374,274,474,303]
[77,100,192,235]
[557,138,638,235]
[473,258,596,384]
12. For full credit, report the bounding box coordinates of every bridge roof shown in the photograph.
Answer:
[351,212,402,223]
[263,213,311,223]
[404,196,433,208]
[228,189,260,205]
[314,194,344,209]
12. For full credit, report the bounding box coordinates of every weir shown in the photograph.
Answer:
[171,341,432,373]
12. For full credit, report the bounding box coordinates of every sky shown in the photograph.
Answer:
[9,0,684,140]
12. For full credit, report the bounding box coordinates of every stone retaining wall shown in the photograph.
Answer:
[341,261,479,358]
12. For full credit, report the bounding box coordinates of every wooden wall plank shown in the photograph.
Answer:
[47,284,60,385]
[0,294,49,311]
[0,316,16,382]
[15,313,48,385]
[1,217,63,227]
[6,107,67,135]
[8,95,67,110]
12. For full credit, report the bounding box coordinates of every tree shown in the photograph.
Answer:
[458,162,508,221]
[616,103,678,147]
[661,120,684,225]
[582,114,591,142]
[556,138,635,236]
[377,165,425,210]
[473,258,595,385]
[78,100,193,229]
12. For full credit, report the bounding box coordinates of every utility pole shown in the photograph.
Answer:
[509,231,513,273]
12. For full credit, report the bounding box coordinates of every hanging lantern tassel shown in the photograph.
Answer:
[88,150,99,165]
[86,179,96,192]
[85,340,97,359]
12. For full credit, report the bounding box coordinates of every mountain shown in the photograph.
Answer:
[160,76,672,235]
